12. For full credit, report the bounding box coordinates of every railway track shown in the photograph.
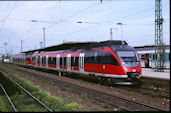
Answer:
[0,70,53,112]
[0,83,17,112]
[6,66,168,111]
[139,86,169,98]
[118,85,170,99]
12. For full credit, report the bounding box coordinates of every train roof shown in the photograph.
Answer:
[22,40,128,55]
[134,45,170,51]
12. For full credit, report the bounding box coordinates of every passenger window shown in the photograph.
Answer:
[60,57,63,66]
[64,57,66,66]
[71,57,75,66]
[141,55,144,60]
[71,57,79,66]
[75,57,79,66]
[48,57,56,64]
[85,52,120,66]
[37,58,40,64]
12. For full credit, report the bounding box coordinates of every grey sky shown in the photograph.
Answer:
[0,0,170,54]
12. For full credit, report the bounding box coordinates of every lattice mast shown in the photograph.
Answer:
[154,0,165,71]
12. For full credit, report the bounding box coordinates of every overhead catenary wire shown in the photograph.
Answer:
[48,6,158,42]
[0,2,10,26]
[36,5,157,43]
[102,7,154,24]
[22,1,100,41]
[0,2,17,33]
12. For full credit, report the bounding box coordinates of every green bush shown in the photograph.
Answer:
[63,102,84,111]
[60,87,72,92]
[80,93,88,100]
[101,103,112,108]
[119,106,126,111]
[0,96,13,112]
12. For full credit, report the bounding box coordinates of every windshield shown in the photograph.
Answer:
[117,51,138,62]
[117,51,139,67]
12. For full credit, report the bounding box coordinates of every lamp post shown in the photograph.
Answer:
[31,19,58,49]
[21,40,23,52]
[117,22,126,40]
[110,28,117,40]
[43,27,45,48]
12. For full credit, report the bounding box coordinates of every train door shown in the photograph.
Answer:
[36,56,38,66]
[56,55,60,70]
[149,54,152,67]
[79,53,84,72]
[43,56,46,67]
[38,56,40,66]
[46,55,48,68]
[67,54,71,70]
[40,56,42,67]
[24,57,26,65]
[145,54,149,68]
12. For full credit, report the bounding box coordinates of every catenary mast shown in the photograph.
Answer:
[154,0,165,71]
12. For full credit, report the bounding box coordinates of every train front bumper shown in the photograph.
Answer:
[111,72,141,85]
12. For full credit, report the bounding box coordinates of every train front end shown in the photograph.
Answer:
[110,43,142,85]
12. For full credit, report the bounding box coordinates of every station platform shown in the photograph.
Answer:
[141,68,170,80]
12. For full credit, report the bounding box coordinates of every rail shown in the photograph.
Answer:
[0,84,17,112]
[0,70,53,112]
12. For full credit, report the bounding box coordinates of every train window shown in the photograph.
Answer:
[32,56,36,62]
[42,57,45,64]
[85,53,96,63]
[153,54,155,60]
[141,55,144,60]
[75,57,79,66]
[71,57,79,66]
[48,57,56,65]
[96,52,106,64]
[26,57,31,62]
[64,57,66,66]
[153,54,157,60]
[44,57,46,64]
[60,57,63,66]
[53,58,56,65]
[37,58,40,64]
[85,52,120,66]
[71,57,75,66]
[100,52,119,66]
[48,57,51,64]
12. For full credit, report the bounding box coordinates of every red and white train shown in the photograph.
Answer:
[13,40,142,85]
